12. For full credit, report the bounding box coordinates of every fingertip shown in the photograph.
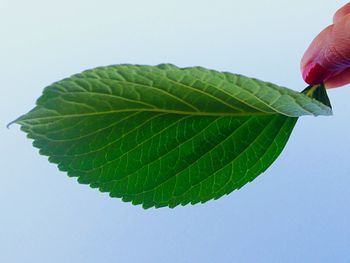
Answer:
[302,3,350,88]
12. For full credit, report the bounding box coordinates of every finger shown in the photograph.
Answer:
[334,2,350,23]
[325,67,350,88]
[301,16,350,85]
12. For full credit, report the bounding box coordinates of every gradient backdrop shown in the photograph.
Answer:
[1,0,350,262]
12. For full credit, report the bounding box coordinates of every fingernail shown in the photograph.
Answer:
[302,62,330,85]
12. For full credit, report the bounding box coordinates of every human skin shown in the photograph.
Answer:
[301,2,350,88]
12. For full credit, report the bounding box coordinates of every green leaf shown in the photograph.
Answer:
[14,64,332,208]
[302,84,332,109]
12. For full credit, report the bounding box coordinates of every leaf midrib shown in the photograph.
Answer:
[17,108,275,124]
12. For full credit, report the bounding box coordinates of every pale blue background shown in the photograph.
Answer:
[1,0,350,262]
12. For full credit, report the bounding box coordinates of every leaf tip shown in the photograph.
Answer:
[7,112,29,129]
[6,118,19,129]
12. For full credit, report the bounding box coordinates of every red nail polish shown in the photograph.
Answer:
[303,62,330,85]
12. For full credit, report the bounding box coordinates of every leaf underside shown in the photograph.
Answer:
[15,64,331,208]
